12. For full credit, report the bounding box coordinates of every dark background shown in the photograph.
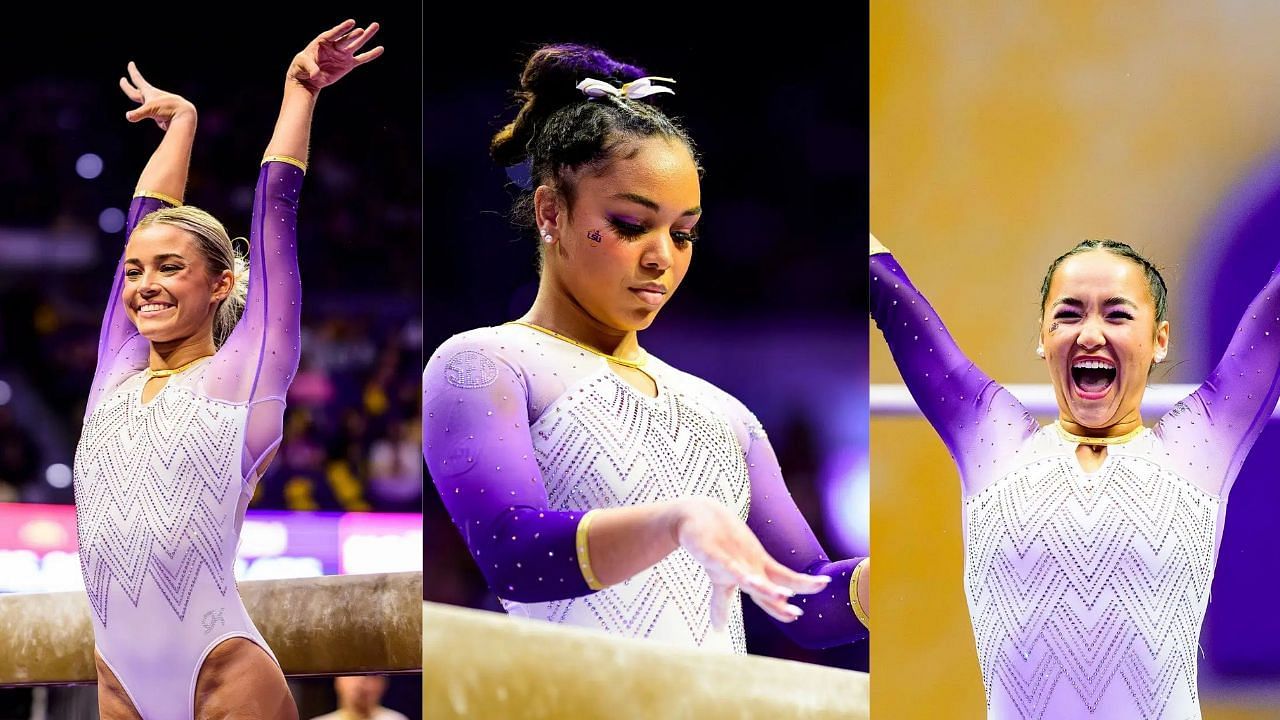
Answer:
[0,6,422,718]
[424,21,870,672]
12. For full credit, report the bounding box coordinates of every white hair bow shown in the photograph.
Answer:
[576,76,676,100]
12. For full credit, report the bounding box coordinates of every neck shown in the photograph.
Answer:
[522,278,642,361]
[148,333,217,371]
[1057,412,1145,441]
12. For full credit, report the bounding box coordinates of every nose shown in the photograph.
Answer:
[640,232,674,273]
[136,270,162,298]
[1076,316,1107,352]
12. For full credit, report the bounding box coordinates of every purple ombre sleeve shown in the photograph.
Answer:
[1158,255,1280,496]
[85,195,172,419]
[869,252,1037,493]
[423,336,593,602]
[203,160,304,475]
[744,425,868,646]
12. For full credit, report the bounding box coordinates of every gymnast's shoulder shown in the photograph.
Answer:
[422,325,531,382]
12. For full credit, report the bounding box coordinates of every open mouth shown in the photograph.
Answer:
[1071,358,1116,398]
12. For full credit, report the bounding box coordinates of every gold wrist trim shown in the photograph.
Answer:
[576,509,605,591]
[850,558,870,629]
[262,155,308,173]
[134,190,183,207]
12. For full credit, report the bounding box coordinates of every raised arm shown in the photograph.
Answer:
[1159,251,1280,496]
[86,64,196,418]
[264,18,383,167]
[204,19,384,479]
[424,335,830,628]
[869,233,1037,493]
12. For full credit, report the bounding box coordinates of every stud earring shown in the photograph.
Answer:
[1036,346,1046,359]
[543,233,554,244]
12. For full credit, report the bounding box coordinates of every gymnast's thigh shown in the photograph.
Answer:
[194,637,298,720]
[95,650,143,720]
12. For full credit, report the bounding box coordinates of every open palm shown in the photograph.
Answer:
[119,62,194,131]
[289,18,384,92]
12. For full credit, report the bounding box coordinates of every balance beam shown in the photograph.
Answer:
[0,571,422,686]
[423,601,869,720]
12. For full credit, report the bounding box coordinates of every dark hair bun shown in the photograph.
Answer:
[490,44,646,167]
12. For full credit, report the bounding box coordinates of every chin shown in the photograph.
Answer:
[136,323,190,344]
[615,307,661,331]
[1066,407,1111,428]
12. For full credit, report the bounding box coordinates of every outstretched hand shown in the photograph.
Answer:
[673,497,832,630]
[288,18,384,92]
[119,62,195,131]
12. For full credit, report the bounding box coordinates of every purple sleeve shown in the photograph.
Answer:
[85,195,172,419]
[423,339,592,602]
[203,161,304,475]
[1158,256,1280,496]
[869,253,1037,492]
[744,428,868,647]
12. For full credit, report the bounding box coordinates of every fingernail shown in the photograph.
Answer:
[815,575,832,584]
[781,587,796,598]
[787,605,804,618]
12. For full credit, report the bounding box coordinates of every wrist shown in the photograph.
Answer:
[284,76,322,98]
[851,557,871,628]
[663,498,695,547]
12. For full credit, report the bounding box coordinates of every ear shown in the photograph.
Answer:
[210,268,234,303]
[1153,319,1170,363]
[533,184,565,237]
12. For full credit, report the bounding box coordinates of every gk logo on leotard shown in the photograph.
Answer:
[202,608,226,634]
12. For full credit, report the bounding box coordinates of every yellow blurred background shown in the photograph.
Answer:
[871,2,1280,718]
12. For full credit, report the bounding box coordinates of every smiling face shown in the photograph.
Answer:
[122,223,232,346]
[1038,249,1170,430]
[537,135,702,332]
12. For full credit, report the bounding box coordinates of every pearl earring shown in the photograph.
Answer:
[1036,347,1045,359]
[543,233,554,244]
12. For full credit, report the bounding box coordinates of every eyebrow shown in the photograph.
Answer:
[610,192,702,217]
[1053,296,1139,309]
[124,253,187,265]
